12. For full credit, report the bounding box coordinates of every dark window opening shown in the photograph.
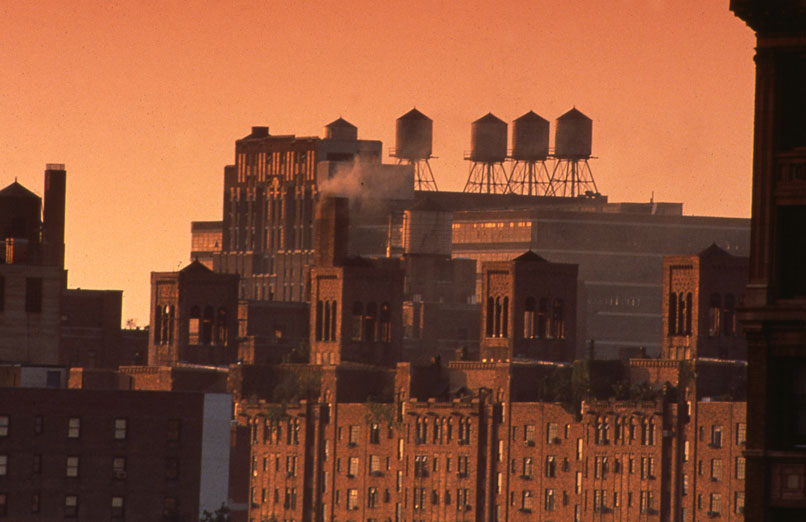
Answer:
[777,206,806,298]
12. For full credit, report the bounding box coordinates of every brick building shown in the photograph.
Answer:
[0,387,231,521]
[149,261,239,367]
[662,245,748,360]
[480,251,577,363]
[730,1,806,520]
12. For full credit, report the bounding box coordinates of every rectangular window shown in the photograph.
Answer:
[68,417,80,439]
[711,425,723,447]
[735,457,746,480]
[113,457,127,478]
[111,496,124,518]
[522,490,533,511]
[348,457,359,477]
[370,455,381,475]
[736,423,747,445]
[525,424,536,443]
[544,489,555,511]
[0,416,7,437]
[114,418,127,440]
[66,456,79,477]
[65,495,78,518]
[347,488,359,510]
[547,423,558,443]
[167,419,181,441]
[735,492,745,514]
[33,454,41,474]
[31,492,39,513]
[166,458,179,480]
[349,425,359,445]
[370,423,380,444]
[710,493,722,514]
[711,459,722,481]
[25,277,43,313]
[0,455,6,476]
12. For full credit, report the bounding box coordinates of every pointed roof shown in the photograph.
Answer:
[0,181,39,200]
[473,112,506,125]
[514,250,548,263]
[557,107,591,121]
[399,108,431,121]
[179,259,213,275]
[698,242,732,259]
[325,117,356,129]
[514,110,548,123]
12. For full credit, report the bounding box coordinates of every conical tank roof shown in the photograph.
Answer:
[514,110,549,124]
[399,108,431,121]
[473,112,506,125]
[557,107,591,121]
[325,117,357,129]
[0,181,39,200]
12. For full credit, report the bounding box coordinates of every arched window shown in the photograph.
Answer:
[188,306,201,345]
[668,292,677,336]
[329,300,337,341]
[538,298,548,339]
[352,301,363,341]
[365,302,377,342]
[315,300,323,341]
[677,294,686,335]
[154,305,162,344]
[524,297,536,339]
[380,302,392,343]
[202,306,214,345]
[486,297,494,337]
[324,301,332,341]
[551,299,565,339]
[708,293,721,337]
[685,293,693,334]
[723,294,735,336]
[494,297,502,338]
[216,308,228,345]
[160,305,174,345]
[502,296,509,338]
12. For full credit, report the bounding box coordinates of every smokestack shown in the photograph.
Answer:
[42,163,66,268]
[313,197,349,267]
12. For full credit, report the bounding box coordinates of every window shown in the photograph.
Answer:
[33,454,41,474]
[370,423,380,444]
[547,422,558,443]
[68,417,80,438]
[286,455,297,477]
[368,487,378,508]
[111,496,124,518]
[347,457,359,477]
[735,492,745,514]
[348,425,359,445]
[544,489,555,511]
[347,488,359,510]
[735,457,746,480]
[66,456,79,477]
[167,419,181,441]
[711,459,722,481]
[524,297,536,338]
[188,306,200,344]
[525,424,536,444]
[576,438,583,460]
[684,440,690,461]
[65,495,78,517]
[166,458,179,480]
[114,418,127,440]
[708,293,721,336]
[543,456,552,478]
[736,423,747,445]
[370,455,382,475]
[31,492,39,513]
[575,472,582,494]
[710,493,722,515]
[458,456,469,477]
[521,490,533,511]
[0,455,6,476]
[25,277,43,313]
[113,457,126,478]
[640,490,655,513]
[711,425,723,447]
[682,474,689,496]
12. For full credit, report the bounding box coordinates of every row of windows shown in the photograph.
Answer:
[0,415,181,441]
[595,416,656,446]
[0,454,181,481]
[414,417,471,445]
[0,494,129,518]
[0,276,43,314]
[350,301,393,343]
[694,492,745,515]
[485,296,566,339]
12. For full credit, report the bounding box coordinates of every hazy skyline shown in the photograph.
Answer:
[1,1,757,325]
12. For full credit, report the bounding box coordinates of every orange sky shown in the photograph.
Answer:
[0,1,756,326]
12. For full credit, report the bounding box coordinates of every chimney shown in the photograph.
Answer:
[313,197,349,267]
[42,163,66,268]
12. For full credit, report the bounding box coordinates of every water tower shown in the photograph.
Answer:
[506,111,553,196]
[463,113,509,194]
[391,108,438,191]
[547,108,599,197]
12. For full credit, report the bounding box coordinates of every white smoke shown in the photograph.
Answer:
[318,160,414,201]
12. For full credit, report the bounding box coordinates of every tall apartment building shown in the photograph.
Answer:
[731,1,806,520]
